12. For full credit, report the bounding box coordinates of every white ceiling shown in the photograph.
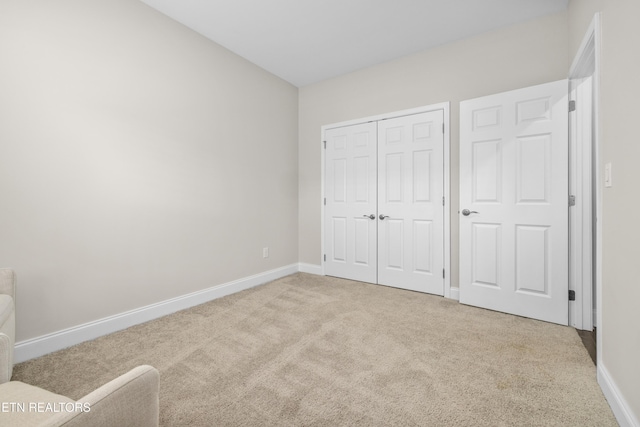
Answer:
[140,0,568,87]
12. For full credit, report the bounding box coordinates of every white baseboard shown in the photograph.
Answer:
[14,264,299,363]
[449,286,460,301]
[598,362,640,427]
[298,263,322,275]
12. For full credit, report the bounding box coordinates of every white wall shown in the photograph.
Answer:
[298,11,569,288]
[0,0,299,342]
[569,0,640,423]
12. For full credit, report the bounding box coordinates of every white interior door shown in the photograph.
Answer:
[459,80,569,325]
[324,122,377,283]
[324,110,445,295]
[378,111,445,294]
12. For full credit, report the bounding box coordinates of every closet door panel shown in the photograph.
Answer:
[324,123,378,283]
[377,112,445,295]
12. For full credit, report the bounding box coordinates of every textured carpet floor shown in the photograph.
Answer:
[13,273,617,426]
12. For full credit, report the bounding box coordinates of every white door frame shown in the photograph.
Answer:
[569,75,593,331]
[568,14,601,336]
[320,102,452,297]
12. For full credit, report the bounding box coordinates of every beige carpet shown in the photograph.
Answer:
[13,273,617,426]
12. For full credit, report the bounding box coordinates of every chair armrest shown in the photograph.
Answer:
[0,269,15,300]
[0,332,13,384]
[48,365,160,427]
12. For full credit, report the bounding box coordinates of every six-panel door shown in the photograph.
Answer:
[324,122,378,283]
[459,80,569,325]
[378,111,445,294]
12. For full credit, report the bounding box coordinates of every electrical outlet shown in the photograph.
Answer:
[263,247,269,258]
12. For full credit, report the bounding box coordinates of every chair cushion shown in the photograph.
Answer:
[0,295,13,326]
[0,381,75,426]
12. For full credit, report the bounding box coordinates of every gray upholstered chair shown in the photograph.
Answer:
[0,268,16,384]
[0,365,160,426]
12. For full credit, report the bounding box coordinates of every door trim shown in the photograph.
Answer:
[568,13,600,336]
[320,102,451,297]
[568,76,593,331]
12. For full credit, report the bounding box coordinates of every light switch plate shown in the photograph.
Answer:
[604,162,612,188]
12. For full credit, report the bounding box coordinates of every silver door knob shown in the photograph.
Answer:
[363,214,375,220]
[379,214,390,220]
[461,209,479,216]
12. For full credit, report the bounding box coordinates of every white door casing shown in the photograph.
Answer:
[459,80,569,325]
[378,111,445,294]
[324,122,378,283]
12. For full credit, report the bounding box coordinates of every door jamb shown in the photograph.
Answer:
[569,76,593,331]
[320,102,452,297]
[568,14,601,337]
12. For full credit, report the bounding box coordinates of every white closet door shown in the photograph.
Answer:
[324,122,378,283]
[459,80,569,325]
[377,111,445,295]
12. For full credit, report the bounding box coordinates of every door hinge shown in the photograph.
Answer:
[443,269,445,279]
[442,123,445,134]
[442,196,445,206]
[569,195,576,207]
[569,100,576,112]
[324,198,326,206]
[323,141,327,149]
[569,290,576,301]
[324,254,326,262]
